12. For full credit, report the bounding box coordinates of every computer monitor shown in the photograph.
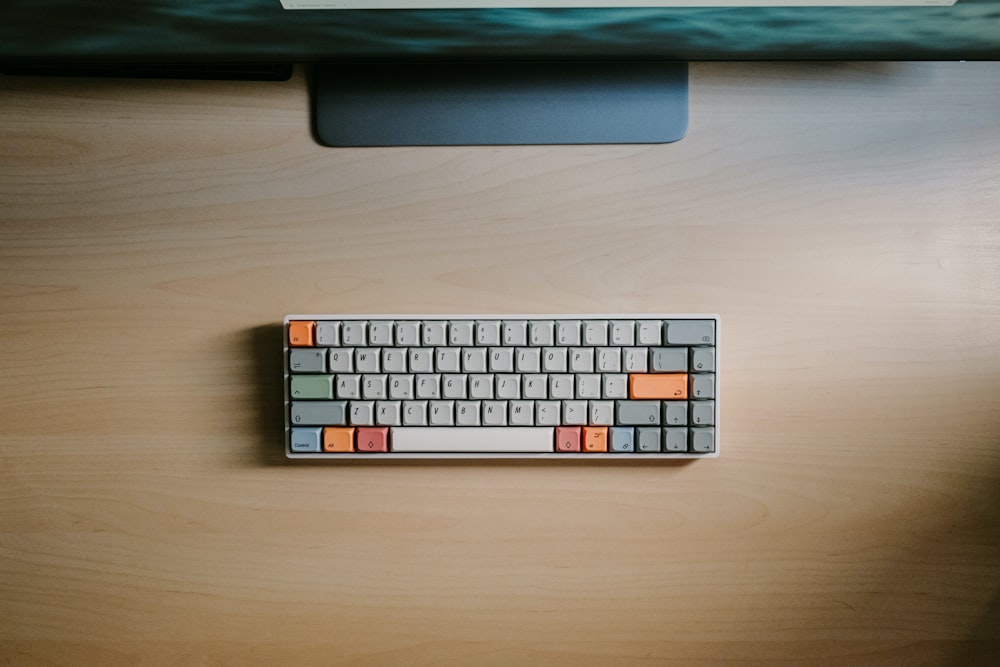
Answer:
[2,1,998,146]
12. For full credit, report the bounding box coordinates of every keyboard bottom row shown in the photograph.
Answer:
[289,426,716,456]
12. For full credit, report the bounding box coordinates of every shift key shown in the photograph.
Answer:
[616,400,661,425]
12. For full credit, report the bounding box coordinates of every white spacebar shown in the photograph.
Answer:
[390,427,554,453]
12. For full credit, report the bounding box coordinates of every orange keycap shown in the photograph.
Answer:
[583,426,608,453]
[356,427,389,453]
[288,320,315,347]
[629,373,688,400]
[323,427,355,453]
[555,426,581,452]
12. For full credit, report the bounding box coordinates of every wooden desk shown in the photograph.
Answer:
[1,63,998,665]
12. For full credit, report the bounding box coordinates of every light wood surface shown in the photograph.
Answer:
[1,62,999,665]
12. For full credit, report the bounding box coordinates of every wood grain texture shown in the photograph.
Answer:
[1,63,999,666]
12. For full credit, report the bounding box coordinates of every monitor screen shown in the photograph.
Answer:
[3,0,999,63]
[3,1,998,145]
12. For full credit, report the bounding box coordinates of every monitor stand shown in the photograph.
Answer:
[314,61,687,147]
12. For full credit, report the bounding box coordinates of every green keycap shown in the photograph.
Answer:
[290,375,334,399]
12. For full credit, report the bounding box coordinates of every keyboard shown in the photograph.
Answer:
[284,314,719,459]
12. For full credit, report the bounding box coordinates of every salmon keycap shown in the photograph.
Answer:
[629,373,688,400]
[288,320,315,347]
[555,426,581,452]
[583,426,608,452]
[323,427,355,453]
[356,427,389,453]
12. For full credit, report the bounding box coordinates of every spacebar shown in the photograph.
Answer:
[390,427,554,453]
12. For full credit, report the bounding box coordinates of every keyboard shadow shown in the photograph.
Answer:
[246,323,698,468]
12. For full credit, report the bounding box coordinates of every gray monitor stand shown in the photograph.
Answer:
[314,61,688,147]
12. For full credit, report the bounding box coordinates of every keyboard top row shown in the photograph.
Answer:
[284,314,719,459]
[288,317,715,349]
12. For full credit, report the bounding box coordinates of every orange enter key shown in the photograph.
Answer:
[629,374,688,400]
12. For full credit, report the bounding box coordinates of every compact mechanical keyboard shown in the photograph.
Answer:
[284,314,719,459]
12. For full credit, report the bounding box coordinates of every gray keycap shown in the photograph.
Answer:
[663,401,688,426]
[362,374,387,399]
[436,347,461,372]
[396,321,420,346]
[315,321,340,346]
[542,347,567,372]
[469,374,494,399]
[563,400,587,425]
[651,347,688,372]
[691,428,715,453]
[449,320,474,346]
[690,374,715,399]
[589,401,614,425]
[595,347,621,372]
[489,347,514,372]
[603,374,628,399]
[291,401,346,426]
[429,400,454,425]
[523,374,548,399]
[610,321,635,346]
[530,321,555,346]
[456,401,481,425]
[388,374,414,400]
[496,374,521,399]
[483,401,508,425]
[328,348,353,372]
[666,320,715,345]
[342,321,367,346]
[355,348,380,372]
[535,401,560,425]
[616,400,661,425]
[476,320,501,346]
[516,348,541,372]
[549,375,574,399]
[463,347,487,372]
[422,321,447,346]
[418,374,443,399]
[290,349,326,373]
[403,400,428,425]
[664,428,688,452]
[691,347,715,372]
[376,401,402,426]
[382,348,407,373]
[576,374,601,399]
[350,401,375,425]
[583,320,608,345]
[509,400,535,425]
[369,321,394,345]
[637,321,661,345]
[568,347,594,372]
[556,320,581,346]
[623,347,647,372]
[409,348,433,372]
[691,401,715,426]
[440,374,465,399]
[503,320,528,346]
[336,375,361,399]
[636,427,661,452]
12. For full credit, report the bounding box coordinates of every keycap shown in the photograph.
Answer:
[666,320,715,345]
[392,427,554,452]
[285,315,719,458]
